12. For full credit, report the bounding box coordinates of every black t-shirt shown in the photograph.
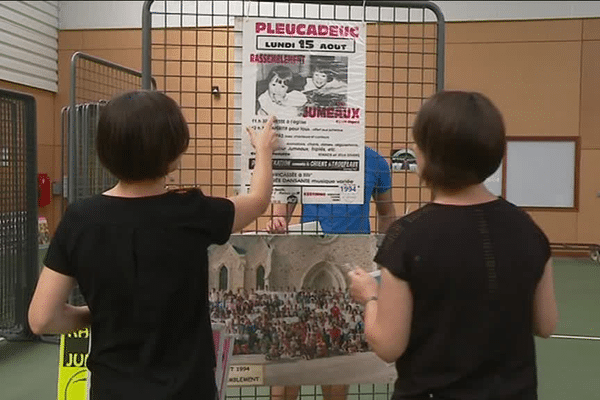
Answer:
[374,198,550,400]
[45,189,234,399]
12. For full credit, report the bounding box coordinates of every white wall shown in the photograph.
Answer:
[58,1,600,30]
[59,1,144,30]
[0,1,59,92]
[434,1,600,22]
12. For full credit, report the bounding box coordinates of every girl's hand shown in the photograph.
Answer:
[266,216,288,233]
[348,267,379,305]
[246,115,280,153]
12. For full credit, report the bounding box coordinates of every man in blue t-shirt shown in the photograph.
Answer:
[267,146,396,235]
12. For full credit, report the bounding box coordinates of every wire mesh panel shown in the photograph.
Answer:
[0,89,38,340]
[143,0,444,234]
[64,102,109,204]
[143,1,444,398]
[65,52,155,205]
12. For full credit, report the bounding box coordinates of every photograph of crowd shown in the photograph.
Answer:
[210,287,368,361]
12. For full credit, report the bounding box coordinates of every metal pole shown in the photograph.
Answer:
[24,96,38,337]
[69,53,78,203]
[423,1,446,91]
[142,1,155,90]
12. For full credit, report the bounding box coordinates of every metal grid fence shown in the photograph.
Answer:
[143,1,444,398]
[142,0,444,233]
[0,89,38,340]
[64,51,155,206]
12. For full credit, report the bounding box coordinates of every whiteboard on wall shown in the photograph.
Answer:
[505,140,576,208]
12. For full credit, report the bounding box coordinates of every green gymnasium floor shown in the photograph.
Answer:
[1,257,598,400]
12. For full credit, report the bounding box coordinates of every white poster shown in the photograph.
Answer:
[241,18,367,204]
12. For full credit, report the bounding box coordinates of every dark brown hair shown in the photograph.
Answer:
[412,90,505,191]
[96,90,189,182]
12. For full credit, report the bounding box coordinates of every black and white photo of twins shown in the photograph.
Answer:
[254,55,349,118]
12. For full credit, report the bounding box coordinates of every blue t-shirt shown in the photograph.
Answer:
[301,147,392,234]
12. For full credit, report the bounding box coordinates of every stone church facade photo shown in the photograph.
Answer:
[208,234,381,293]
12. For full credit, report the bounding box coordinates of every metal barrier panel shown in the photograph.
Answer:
[142,1,445,397]
[142,0,445,234]
[65,52,156,205]
[0,89,38,340]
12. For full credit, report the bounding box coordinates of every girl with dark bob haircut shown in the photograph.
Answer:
[96,90,190,181]
[349,91,557,400]
[29,90,280,399]
[412,91,505,191]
